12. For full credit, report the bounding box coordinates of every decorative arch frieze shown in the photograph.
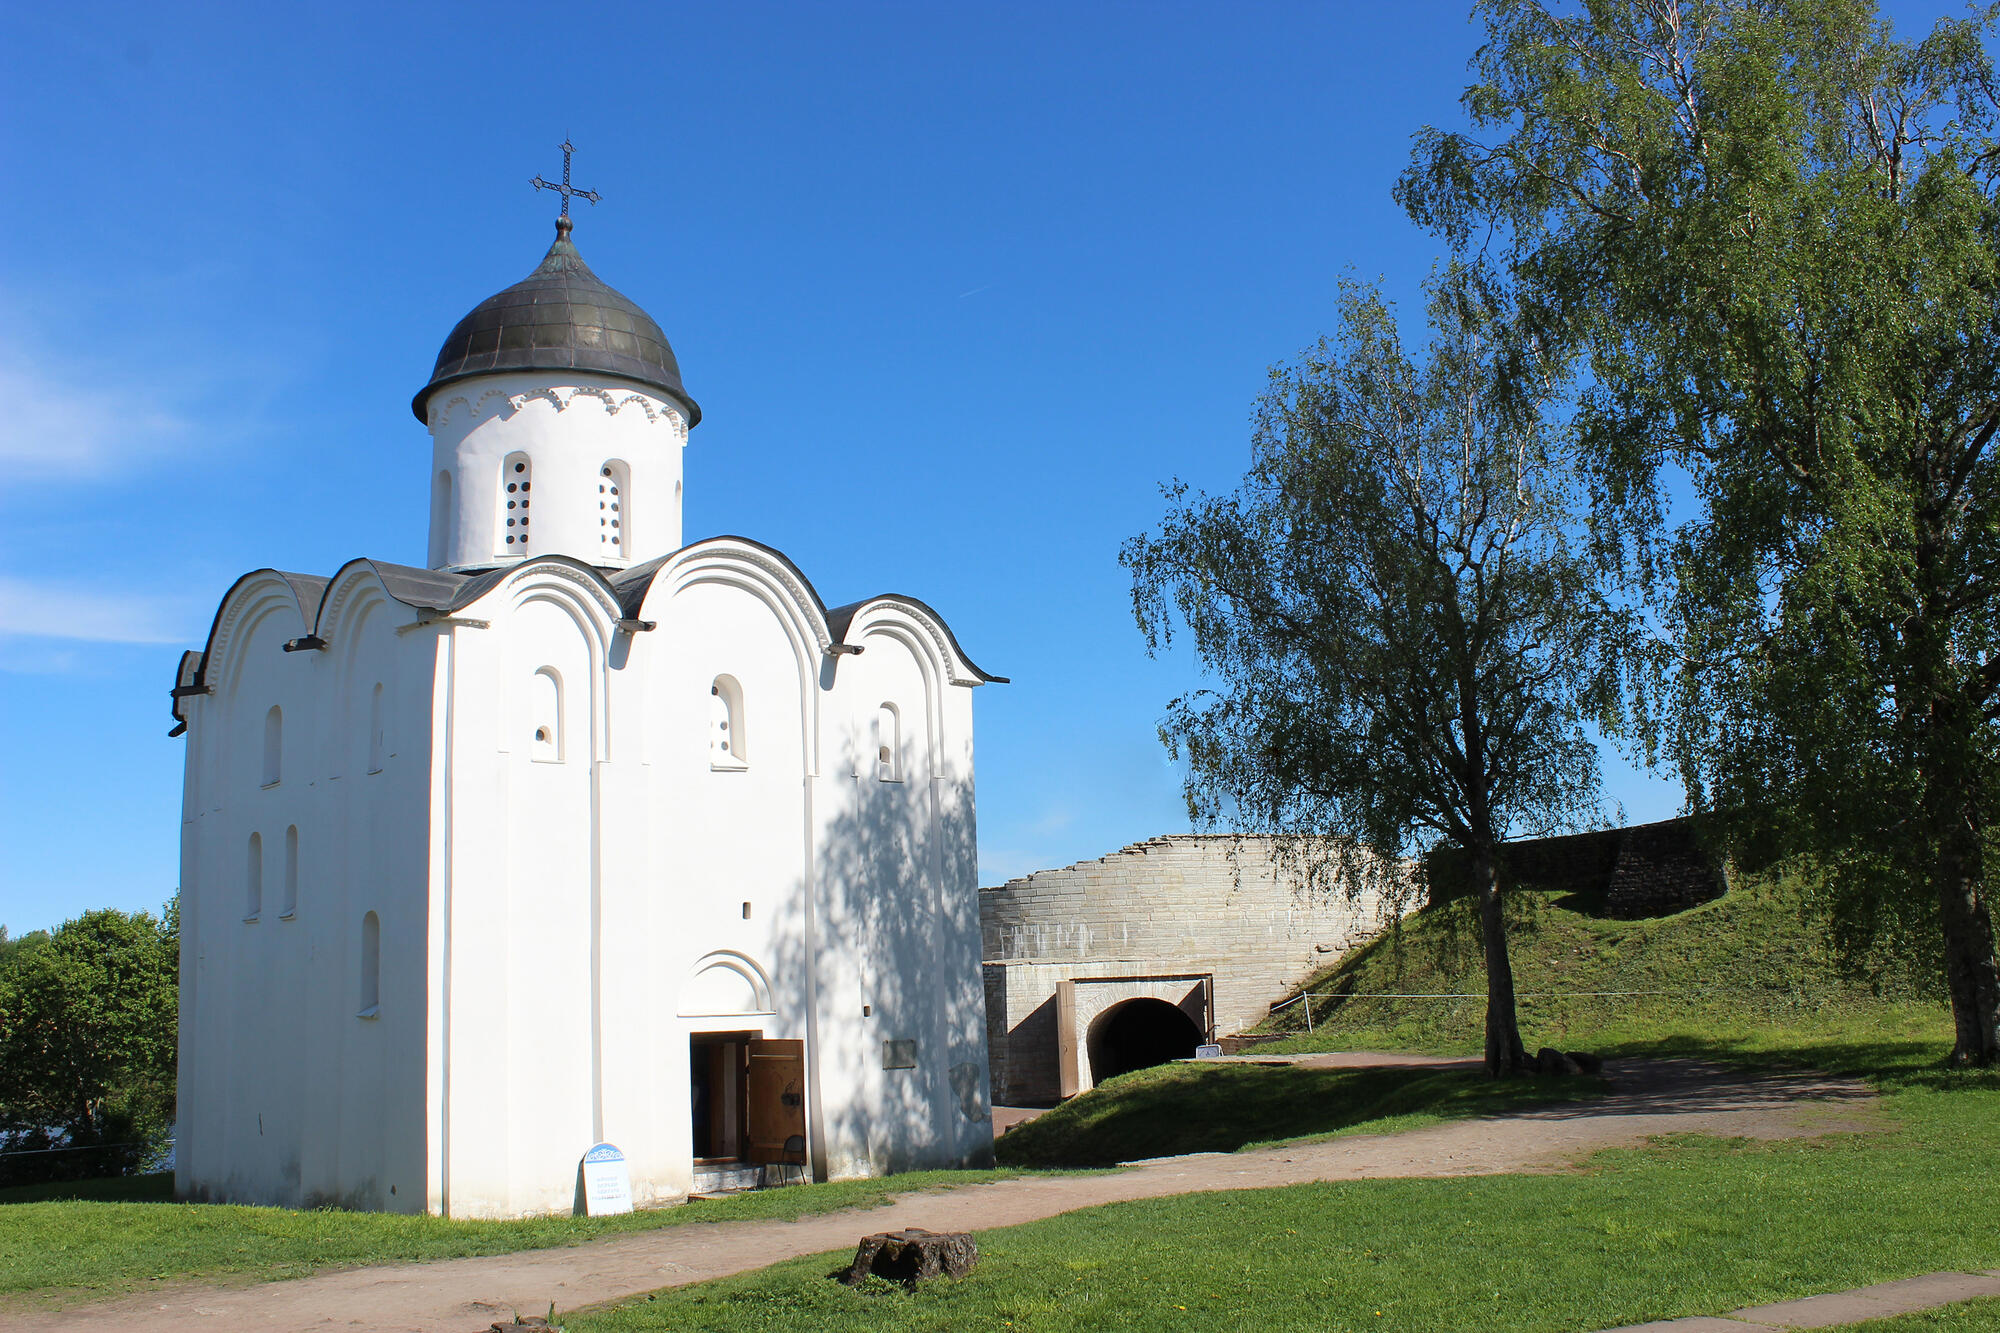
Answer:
[679,950,777,1017]
[653,541,834,655]
[427,383,686,434]
[314,563,414,649]
[499,560,623,628]
[843,599,983,687]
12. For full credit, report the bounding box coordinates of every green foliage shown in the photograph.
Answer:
[570,1062,2000,1333]
[1124,271,1648,1070]
[1402,0,2000,1059]
[995,1062,1599,1168]
[0,928,49,972]
[0,906,178,1185]
[1124,272,1630,869]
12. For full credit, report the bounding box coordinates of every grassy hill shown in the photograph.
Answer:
[1248,862,1951,1059]
[993,1060,1600,1168]
[993,862,1943,1171]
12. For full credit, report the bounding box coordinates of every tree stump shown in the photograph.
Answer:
[841,1227,978,1286]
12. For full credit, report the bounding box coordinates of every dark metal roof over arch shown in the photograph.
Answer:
[169,538,1003,731]
[411,217,700,427]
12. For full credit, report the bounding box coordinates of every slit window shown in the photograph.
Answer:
[358,911,380,1017]
[262,705,282,787]
[499,453,532,555]
[875,703,902,782]
[711,674,746,768]
[281,825,299,918]
[245,832,263,921]
[367,682,385,773]
[598,461,629,558]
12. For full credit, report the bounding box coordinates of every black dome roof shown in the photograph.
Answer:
[412,217,700,426]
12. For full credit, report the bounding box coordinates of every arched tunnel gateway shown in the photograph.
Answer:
[1085,997,1205,1085]
[980,835,1409,1104]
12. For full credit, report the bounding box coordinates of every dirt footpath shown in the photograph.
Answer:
[8,1057,1877,1333]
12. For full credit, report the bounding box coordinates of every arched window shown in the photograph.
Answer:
[367,682,385,773]
[281,825,299,918]
[598,460,630,558]
[245,832,263,920]
[499,453,532,555]
[529,667,562,762]
[358,911,380,1017]
[430,469,452,566]
[262,705,282,787]
[711,674,746,769]
[875,702,902,782]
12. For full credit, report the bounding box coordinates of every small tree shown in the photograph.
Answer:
[0,906,178,1182]
[1125,275,1631,1076]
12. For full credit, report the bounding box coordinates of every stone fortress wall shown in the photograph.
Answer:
[980,835,1408,1104]
[1424,816,1726,919]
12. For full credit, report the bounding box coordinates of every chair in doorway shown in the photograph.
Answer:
[762,1135,808,1188]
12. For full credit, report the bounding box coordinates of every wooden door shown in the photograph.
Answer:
[746,1038,806,1165]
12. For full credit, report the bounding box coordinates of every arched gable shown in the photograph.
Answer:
[836,604,953,780]
[826,594,1004,687]
[201,570,321,697]
[452,559,622,762]
[635,538,837,774]
[315,562,418,657]
[318,574,403,778]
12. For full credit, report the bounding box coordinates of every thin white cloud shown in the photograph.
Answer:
[1033,806,1075,835]
[0,354,191,478]
[0,574,204,646]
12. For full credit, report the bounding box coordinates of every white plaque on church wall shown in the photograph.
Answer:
[580,1142,633,1216]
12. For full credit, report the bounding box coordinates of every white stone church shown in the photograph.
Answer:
[169,211,1001,1217]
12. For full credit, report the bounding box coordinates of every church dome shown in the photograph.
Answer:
[411,217,700,426]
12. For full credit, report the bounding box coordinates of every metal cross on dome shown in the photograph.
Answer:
[531,140,601,220]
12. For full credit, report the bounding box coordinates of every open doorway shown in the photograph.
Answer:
[1086,998,1203,1085]
[691,1034,808,1172]
[690,1033,752,1162]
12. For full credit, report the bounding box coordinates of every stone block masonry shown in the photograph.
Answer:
[1423,817,1727,920]
[981,836,1409,1104]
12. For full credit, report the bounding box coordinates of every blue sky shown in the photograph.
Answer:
[0,1,1958,934]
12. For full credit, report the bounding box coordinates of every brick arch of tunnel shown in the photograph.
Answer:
[1060,975,1213,1097]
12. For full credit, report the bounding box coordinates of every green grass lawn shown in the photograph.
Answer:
[996,1061,1602,1168]
[569,1042,2000,1333]
[0,1168,1047,1307]
[0,1056,1560,1307]
[11,870,1996,1331]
